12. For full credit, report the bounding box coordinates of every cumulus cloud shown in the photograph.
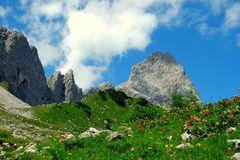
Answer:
[198,23,219,36]
[223,2,240,31]
[201,0,228,15]
[0,6,9,17]
[18,0,184,89]
[19,0,65,67]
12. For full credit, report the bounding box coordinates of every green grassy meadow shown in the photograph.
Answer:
[0,89,239,159]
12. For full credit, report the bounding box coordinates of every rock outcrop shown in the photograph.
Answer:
[0,27,52,105]
[98,82,113,91]
[47,69,83,102]
[116,52,200,106]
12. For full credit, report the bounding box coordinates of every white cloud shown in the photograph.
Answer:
[198,23,219,36]
[60,0,160,88]
[31,1,63,19]
[223,2,240,30]
[35,40,62,67]
[17,0,184,89]
[0,6,9,17]
[202,0,228,15]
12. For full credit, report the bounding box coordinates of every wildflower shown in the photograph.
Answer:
[219,114,223,118]
[131,147,134,151]
[214,103,220,107]
[203,109,210,117]
[229,114,235,119]
[202,119,207,123]
[234,95,239,100]
[186,119,192,123]
[222,122,227,126]
[193,116,200,121]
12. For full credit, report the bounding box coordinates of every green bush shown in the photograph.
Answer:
[171,89,199,109]
[0,81,12,93]
[107,89,128,107]
[135,98,149,106]
[63,138,82,149]
[130,105,159,121]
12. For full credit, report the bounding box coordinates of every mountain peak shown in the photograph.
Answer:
[147,52,176,64]
[116,52,200,106]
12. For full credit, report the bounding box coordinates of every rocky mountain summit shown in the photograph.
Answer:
[116,52,200,106]
[0,27,53,105]
[47,69,83,102]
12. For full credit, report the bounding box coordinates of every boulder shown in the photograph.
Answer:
[227,127,237,133]
[79,127,108,138]
[181,132,195,142]
[116,52,200,106]
[232,153,240,160]
[24,143,37,154]
[176,143,193,149]
[227,139,240,149]
[107,132,123,141]
[59,133,76,142]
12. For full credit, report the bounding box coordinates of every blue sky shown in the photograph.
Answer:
[0,0,240,103]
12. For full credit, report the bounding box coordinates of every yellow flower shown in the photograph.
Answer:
[131,147,134,151]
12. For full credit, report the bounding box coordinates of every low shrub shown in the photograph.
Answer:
[130,105,159,121]
[107,89,128,107]
[171,89,199,111]
[0,81,13,93]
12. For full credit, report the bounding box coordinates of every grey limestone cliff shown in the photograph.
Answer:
[47,69,83,102]
[116,52,200,106]
[0,27,53,105]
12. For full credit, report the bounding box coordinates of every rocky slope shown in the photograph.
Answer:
[0,86,31,117]
[0,27,52,105]
[116,52,200,106]
[47,69,83,102]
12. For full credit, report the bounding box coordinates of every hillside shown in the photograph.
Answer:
[0,88,239,159]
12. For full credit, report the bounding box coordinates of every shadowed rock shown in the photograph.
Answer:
[48,69,83,102]
[0,27,53,105]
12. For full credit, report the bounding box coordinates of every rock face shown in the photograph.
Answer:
[98,82,113,91]
[116,52,200,106]
[47,69,83,102]
[0,27,52,105]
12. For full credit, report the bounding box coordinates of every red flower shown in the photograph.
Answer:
[214,103,219,107]
[202,119,207,123]
[193,116,200,121]
[203,109,211,117]
[234,95,239,100]
[229,114,235,119]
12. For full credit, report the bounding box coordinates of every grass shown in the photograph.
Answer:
[32,89,139,131]
[0,81,14,94]
[1,89,239,159]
